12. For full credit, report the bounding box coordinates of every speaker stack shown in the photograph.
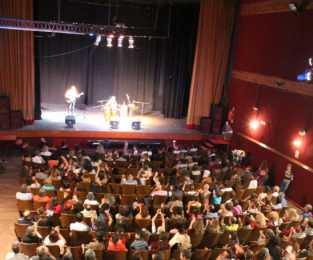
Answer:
[210,104,225,134]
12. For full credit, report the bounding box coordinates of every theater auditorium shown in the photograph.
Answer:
[1,0,313,259]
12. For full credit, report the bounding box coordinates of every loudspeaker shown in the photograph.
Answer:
[110,120,119,129]
[131,121,141,130]
[199,117,212,132]
[65,115,76,128]
[0,96,10,113]
[10,110,24,129]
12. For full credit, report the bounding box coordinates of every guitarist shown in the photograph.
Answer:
[64,85,84,114]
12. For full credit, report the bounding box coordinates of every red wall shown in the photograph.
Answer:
[229,4,313,205]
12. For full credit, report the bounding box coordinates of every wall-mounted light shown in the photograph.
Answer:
[292,129,307,159]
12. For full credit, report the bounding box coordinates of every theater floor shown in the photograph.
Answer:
[0,157,21,258]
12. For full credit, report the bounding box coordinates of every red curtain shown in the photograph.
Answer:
[0,0,34,121]
[186,0,236,127]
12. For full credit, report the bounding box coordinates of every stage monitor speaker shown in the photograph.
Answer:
[0,96,10,113]
[65,115,76,128]
[132,121,141,130]
[110,120,119,129]
[199,117,212,132]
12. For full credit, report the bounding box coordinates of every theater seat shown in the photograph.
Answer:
[14,223,29,241]
[20,243,41,257]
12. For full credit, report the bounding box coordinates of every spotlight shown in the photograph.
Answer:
[128,36,135,49]
[117,35,124,48]
[65,115,76,128]
[106,34,114,48]
[94,35,102,46]
[110,120,119,129]
[131,121,141,130]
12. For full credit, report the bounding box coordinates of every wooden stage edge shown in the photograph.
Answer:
[0,130,209,141]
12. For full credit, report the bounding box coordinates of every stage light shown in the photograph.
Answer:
[110,120,119,129]
[65,115,76,128]
[131,121,141,130]
[117,35,124,48]
[128,36,135,49]
[94,35,102,46]
[106,34,114,48]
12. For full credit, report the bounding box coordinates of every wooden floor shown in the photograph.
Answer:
[0,157,20,259]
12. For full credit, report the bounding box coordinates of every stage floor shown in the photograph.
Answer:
[1,105,208,141]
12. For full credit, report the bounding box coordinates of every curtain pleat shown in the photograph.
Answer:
[186,0,236,126]
[0,0,34,121]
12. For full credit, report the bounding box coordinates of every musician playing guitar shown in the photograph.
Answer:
[65,85,84,114]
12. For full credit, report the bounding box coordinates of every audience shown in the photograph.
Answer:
[9,139,313,259]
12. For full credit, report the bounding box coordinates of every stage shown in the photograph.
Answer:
[0,104,208,141]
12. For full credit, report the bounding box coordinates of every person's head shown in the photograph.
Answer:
[62,250,73,260]
[36,245,49,257]
[151,253,162,260]
[20,184,28,193]
[86,192,95,201]
[84,249,96,260]
[48,229,59,243]
[11,241,20,254]
[76,213,84,222]
[140,207,149,218]
[25,226,35,236]
[305,204,312,213]
[127,174,134,181]
[180,249,192,260]
[111,233,120,244]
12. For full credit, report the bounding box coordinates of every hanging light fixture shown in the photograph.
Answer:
[128,36,134,49]
[117,35,124,48]
[94,35,102,46]
[106,34,114,48]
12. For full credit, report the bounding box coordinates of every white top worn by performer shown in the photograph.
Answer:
[64,85,84,114]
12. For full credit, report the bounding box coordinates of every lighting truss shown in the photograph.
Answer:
[0,17,168,39]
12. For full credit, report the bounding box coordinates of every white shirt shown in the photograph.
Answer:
[69,222,90,231]
[32,155,45,164]
[248,179,258,189]
[16,192,33,201]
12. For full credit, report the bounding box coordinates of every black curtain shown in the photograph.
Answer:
[34,0,198,118]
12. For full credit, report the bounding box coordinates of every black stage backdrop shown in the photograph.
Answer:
[34,1,199,118]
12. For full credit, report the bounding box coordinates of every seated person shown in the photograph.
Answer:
[22,224,42,244]
[43,228,66,254]
[31,245,56,260]
[130,232,149,251]
[5,241,29,260]
[33,189,51,204]
[18,210,34,225]
[107,233,128,252]
[16,184,32,201]
[121,174,138,185]
[69,213,90,232]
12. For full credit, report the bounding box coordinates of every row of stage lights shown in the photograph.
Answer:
[93,34,135,48]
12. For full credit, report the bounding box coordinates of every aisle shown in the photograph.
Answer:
[0,157,21,259]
